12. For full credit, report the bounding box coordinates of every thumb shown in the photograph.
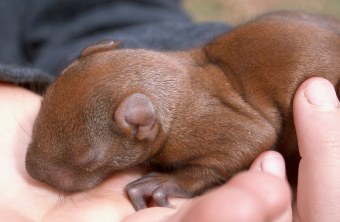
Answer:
[293,77,340,221]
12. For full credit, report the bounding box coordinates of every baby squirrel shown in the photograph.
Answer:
[26,11,340,210]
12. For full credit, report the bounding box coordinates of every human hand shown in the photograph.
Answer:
[0,83,291,221]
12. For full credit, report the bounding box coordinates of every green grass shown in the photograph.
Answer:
[182,0,340,24]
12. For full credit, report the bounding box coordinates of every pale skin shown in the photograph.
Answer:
[0,77,339,222]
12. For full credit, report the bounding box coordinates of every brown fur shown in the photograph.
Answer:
[25,11,340,210]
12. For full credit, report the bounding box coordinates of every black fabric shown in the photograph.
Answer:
[0,0,231,93]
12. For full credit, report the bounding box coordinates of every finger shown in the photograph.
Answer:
[250,151,292,222]
[168,172,291,222]
[293,77,340,221]
[250,150,287,179]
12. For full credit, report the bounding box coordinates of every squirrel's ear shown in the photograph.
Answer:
[80,40,121,58]
[114,93,159,142]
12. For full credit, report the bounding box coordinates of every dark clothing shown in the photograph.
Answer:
[0,0,231,92]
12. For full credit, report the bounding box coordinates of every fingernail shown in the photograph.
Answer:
[304,79,339,108]
[261,155,286,179]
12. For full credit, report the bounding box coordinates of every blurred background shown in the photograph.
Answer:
[182,0,340,24]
